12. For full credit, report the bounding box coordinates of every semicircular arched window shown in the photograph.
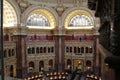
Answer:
[65,10,94,29]
[26,9,56,29]
[69,14,93,27]
[27,13,50,27]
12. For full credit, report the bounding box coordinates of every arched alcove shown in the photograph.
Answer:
[86,60,92,66]
[67,59,71,67]
[39,61,44,71]
[3,0,18,27]
[10,65,14,77]
[49,59,53,70]
[28,61,35,72]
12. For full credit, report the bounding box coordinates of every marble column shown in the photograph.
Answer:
[54,34,65,72]
[93,20,100,76]
[13,25,28,78]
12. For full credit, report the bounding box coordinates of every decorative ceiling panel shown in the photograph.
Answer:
[26,0,88,7]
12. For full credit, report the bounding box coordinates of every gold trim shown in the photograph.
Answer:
[64,10,94,29]
[27,9,56,29]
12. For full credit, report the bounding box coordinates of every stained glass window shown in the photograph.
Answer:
[69,14,93,27]
[27,13,50,27]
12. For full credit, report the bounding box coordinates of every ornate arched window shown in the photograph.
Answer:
[8,49,11,57]
[48,47,51,53]
[65,10,94,29]
[11,49,15,56]
[81,47,84,53]
[43,47,46,53]
[40,47,43,53]
[74,47,77,53]
[27,13,50,27]
[89,47,93,53]
[36,47,39,53]
[51,46,54,53]
[78,47,81,53]
[28,48,32,54]
[66,46,69,53]
[32,47,35,54]
[69,14,93,27]
[26,9,56,29]
[70,46,72,53]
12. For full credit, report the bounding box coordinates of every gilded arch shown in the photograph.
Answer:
[3,0,20,27]
[62,7,95,29]
[22,5,58,29]
[26,9,56,29]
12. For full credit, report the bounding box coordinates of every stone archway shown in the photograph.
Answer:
[66,59,71,69]
[73,59,83,71]
[28,61,34,72]
[49,59,53,71]
[9,65,14,77]
[39,61,44,71]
